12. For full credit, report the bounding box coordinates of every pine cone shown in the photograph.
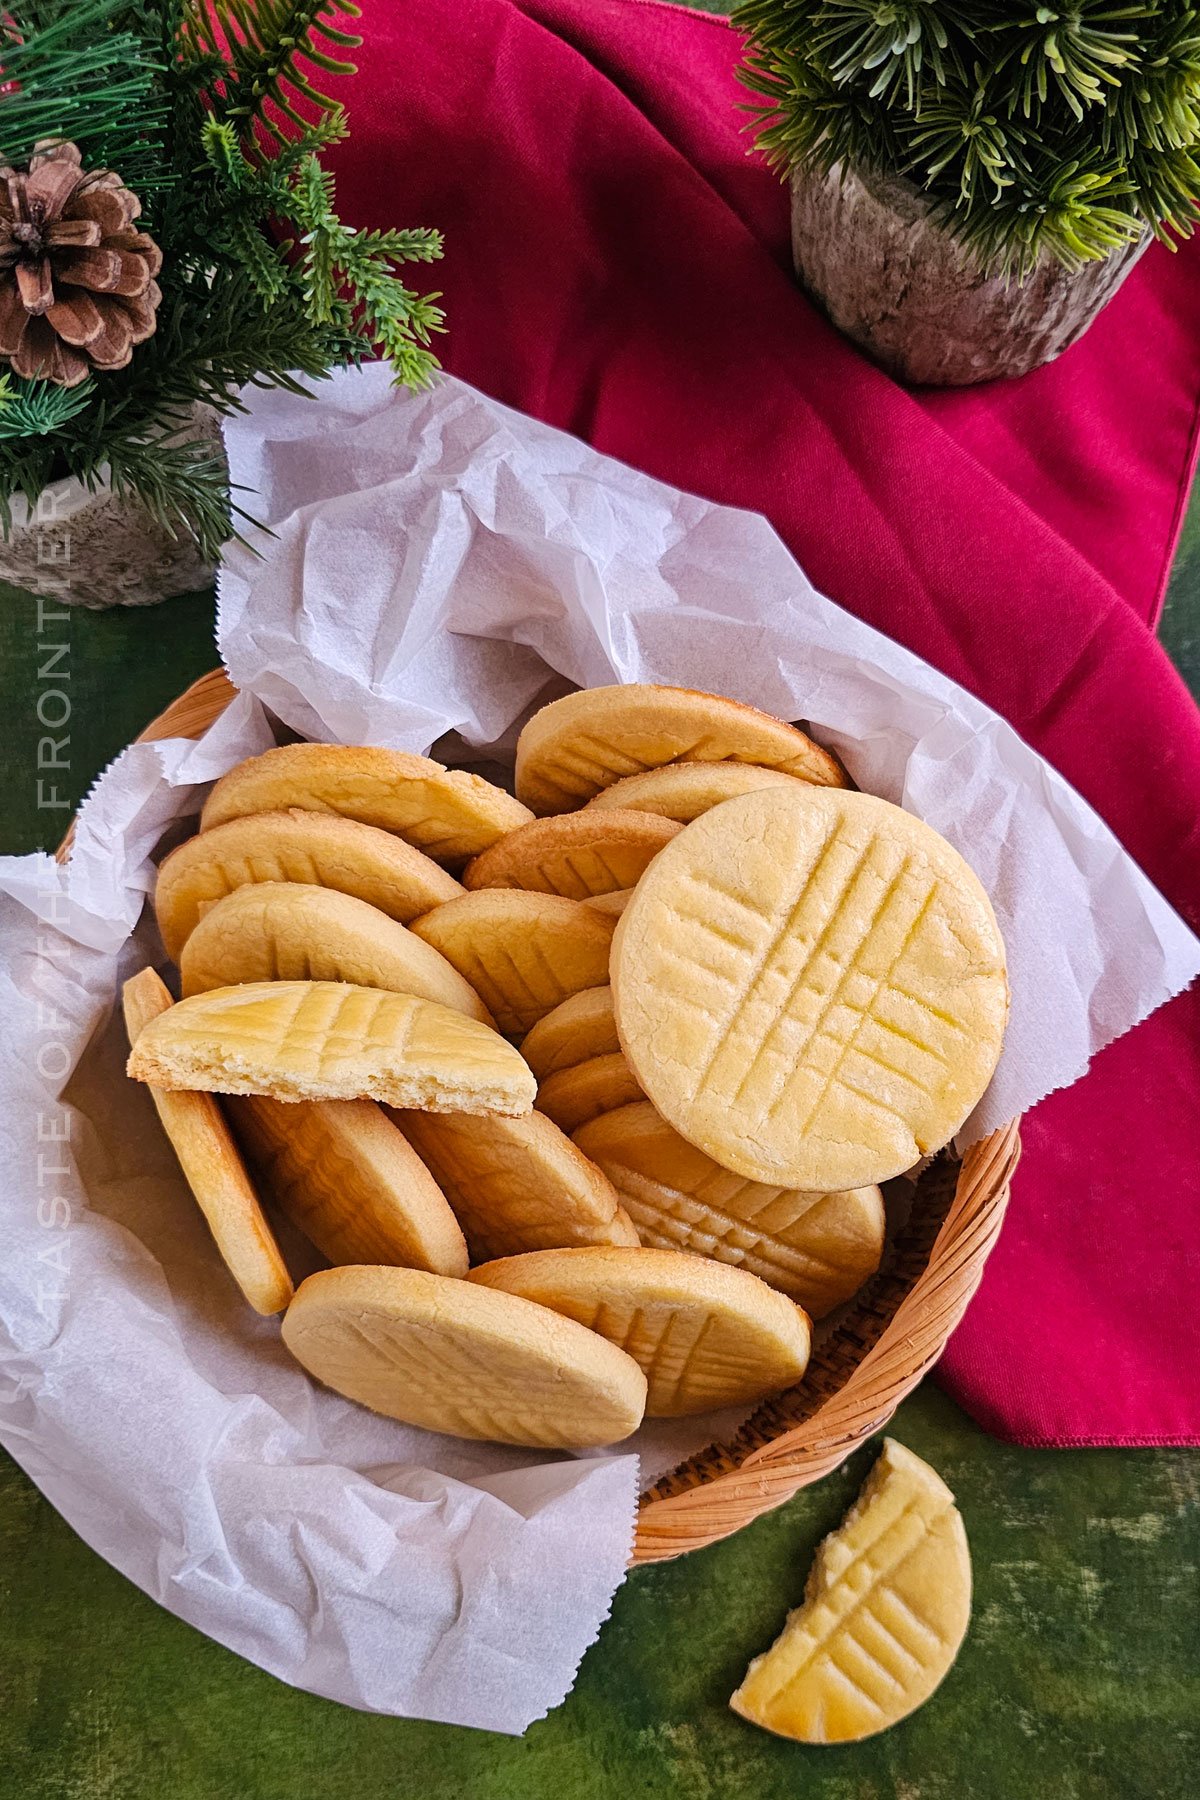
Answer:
[0,140,162,388]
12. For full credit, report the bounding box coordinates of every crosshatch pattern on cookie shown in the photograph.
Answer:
[514,684,847,814]
[464,808,680,898]
[411,891,616,1035]
[201,741,533,862]
[127,981,536,1113]
[281,1267,647,1448]
[613,789,1006,1189]
[575,1103,883,1316]
[730,1439,970,1743]
[155,808,463,959]
[392,1107,639,1261]
[470,1247,812,1418]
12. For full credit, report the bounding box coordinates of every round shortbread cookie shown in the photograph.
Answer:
[155,810,462,962]
[126,980,537,1115]
[470,1246,811,1417]
[201,742,533,863]
[228,1094,468,1276]
[122,968,293,1315]
[730,1439,971,1743]
[392,1106,639,1262]
[536,1052,643,1135]
[463,808,679,898]
[586,762,818,822]
[180,882,491,1024]
[515,683,846,814]
[612,788,1007,1189]
[520,985,619,1081]
[574,1103,884,1316]
[281,1264,648,1447]
[409,890,616,1036]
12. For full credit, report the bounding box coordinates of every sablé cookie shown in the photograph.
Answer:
[122,968,293,1315]
[514,683,847,813]
[127,980,537,1114]
[281,1264,648,1448]
[519,985,620,1081]
[730,1439,970,1743]
[228,1094,468,1277]
[201,741,533,862]
[410,890,616,1035]
[179,882,492,1023]
[535,1052,643,1134]
[154,809,462,961]
[574,1103,884,1317]
[463,808,679,898]
[612,787,1007,1189]
[392,1106,640,1262]
[587,762,818,823]
[469,1246,811,1417]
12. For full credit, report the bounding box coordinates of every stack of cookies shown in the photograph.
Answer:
[126,684,1007,1451]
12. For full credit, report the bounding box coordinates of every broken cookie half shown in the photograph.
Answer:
[731,1438,971,1743]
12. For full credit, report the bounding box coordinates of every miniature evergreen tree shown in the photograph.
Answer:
[735,0,1200,276]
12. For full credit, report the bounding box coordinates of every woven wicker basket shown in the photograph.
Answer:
[76,668,1021,1565]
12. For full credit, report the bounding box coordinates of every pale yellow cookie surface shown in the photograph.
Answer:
[122,968,293,1315]
[201,742,532,863]
[180,882,491,1024]
[155,809,462,962]
[469,1246,811,1417]
[515,683,846,814]
[463,808,679,898]
[126,981,536,1115]
[574,1103,884,1317]
[410,890,616,1035]
[730,1439,971,1743]
[587,762,819,822]
[520,985,620,1081]
[536,1051,643,1134]
[228,1094,468,1276]
[392,1107,639,1262]
[281,1264,648,1448]
[612,788,1007,1189]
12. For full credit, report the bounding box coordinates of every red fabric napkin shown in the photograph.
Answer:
[324,0,1200,1444]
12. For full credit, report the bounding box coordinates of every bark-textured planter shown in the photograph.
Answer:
[791,161,1149,387]
[0,405,224,608]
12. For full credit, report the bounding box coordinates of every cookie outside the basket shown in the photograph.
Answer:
[731,1439,971,1743]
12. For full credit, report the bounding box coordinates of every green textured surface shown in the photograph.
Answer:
[0,580,218,853]
[0,1384,1197,1800]
[1161,473,1200,698]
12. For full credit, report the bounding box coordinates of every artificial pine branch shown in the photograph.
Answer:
[284,153,445,382]
[735,0,1200,276]
[0,376,96,438]
[0,0,444,557]
[0,0,168,190]
[105,435,235,558]
[183,0,361,150]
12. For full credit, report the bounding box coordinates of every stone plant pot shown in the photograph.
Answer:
[0,404,225,608]
[791,161,1150,387]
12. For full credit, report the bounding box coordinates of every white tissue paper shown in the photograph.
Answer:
[1,364,1196,1733]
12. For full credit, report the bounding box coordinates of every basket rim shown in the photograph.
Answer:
[76,666,1020,1566]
